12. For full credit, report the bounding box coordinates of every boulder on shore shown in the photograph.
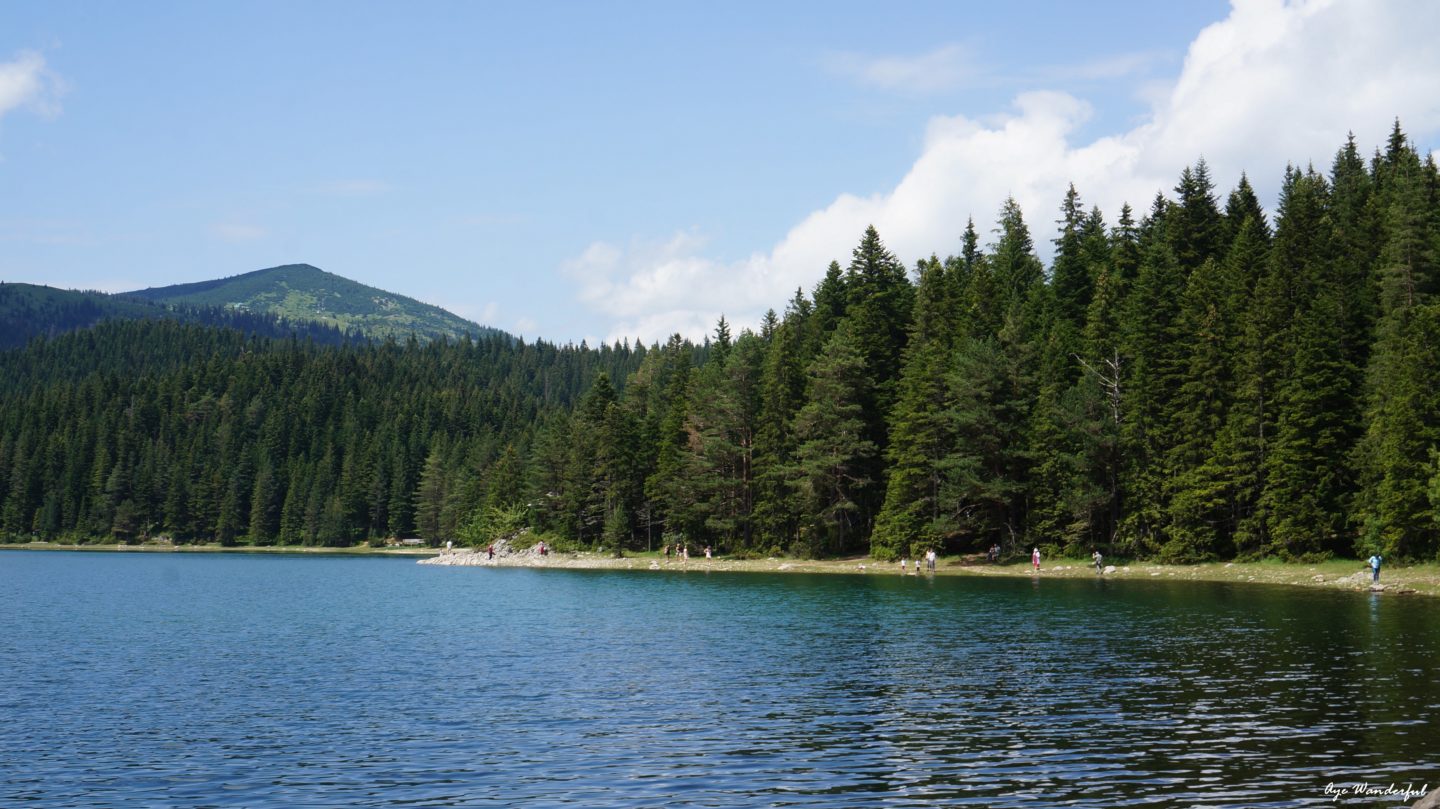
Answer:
[418,535,550,567]
[1335,570,1371,588]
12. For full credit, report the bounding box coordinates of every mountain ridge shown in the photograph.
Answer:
[126,263,501,342]
[0,281,352,350]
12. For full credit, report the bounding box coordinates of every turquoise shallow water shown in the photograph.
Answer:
[1,551,1437,807]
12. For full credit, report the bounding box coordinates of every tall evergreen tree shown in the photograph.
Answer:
[1051,184,1095,328]
[940,325,1034,553]
[752,297,809,549]
[1115,232,1186,554]
[1357,124,1440,559]
[788,321,875,557]
[1256,167,1359,558]
[1170,159,1225,274]
[872,257,961,560]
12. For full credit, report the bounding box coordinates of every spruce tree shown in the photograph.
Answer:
[1051,184,1094,328]
[939,327,1034,553]
[788,320,875,557]
[1256,167,1359,558]
[1114,214,1187,554]
[1356,124,1440,559]
[752,296,809,550]
[1170,159,1225,274]
[1166,215,1271,558]
[872,257,960,560]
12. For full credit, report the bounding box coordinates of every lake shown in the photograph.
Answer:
[2,552,1436,807]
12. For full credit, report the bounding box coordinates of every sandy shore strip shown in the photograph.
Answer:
[420,541,1440,597]
[6,540,1434,597]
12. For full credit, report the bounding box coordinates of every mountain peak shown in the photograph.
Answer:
[126,265,500,342]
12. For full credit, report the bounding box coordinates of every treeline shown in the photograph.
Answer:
[0,320,672,547]
[3,123,1438,560]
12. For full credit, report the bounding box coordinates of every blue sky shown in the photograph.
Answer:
[3,1,1438,344]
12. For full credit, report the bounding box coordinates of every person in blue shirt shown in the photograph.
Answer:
[1369,553,1382,583]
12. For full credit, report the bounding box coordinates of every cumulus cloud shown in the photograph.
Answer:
[571,0,1440,343]
[561,231,763,341]
[0,50,64,123]
[825,44,976,94]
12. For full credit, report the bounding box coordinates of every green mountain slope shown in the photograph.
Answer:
[0,281,351,350]
[126,264,501,341]
[0,282,163,349]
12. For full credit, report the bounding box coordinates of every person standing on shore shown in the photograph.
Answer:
[1093,549,1103,574]
[486,543,494,560]
[1031,547,1041,572]
[1369,553,1382,582]
[704,545,712,560]
[926,549,936,572]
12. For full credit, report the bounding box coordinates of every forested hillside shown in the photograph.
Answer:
[127,263,505,342]
[0,282,351,350]
[3,124,1438,561]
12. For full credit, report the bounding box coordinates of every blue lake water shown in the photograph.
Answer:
[2,551,1437,807]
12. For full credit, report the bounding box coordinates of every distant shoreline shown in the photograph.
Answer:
[0,542,435,558]
[418,546,1440,597]
[7,542,1436,597]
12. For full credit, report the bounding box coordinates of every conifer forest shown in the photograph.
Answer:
[4,124,1439,562]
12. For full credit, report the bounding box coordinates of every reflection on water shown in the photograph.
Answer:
[2,552,1437,807]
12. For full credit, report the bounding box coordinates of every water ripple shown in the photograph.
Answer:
[2,554,1438,807]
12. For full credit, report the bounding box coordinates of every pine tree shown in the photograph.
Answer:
[990,198,1046,315]
[844,226,914,425]
[872,257,960,560]
[752,296,809,550]
[414,443,448,543]
[939,327,1034,553]
[247,457,280,545]
[1051,184,1094,328]
[809,261,848,353]
[1256,167,1359,558]
[1329,134,1379,372]
[1170,159,1225,274]
[1165,215,1271,558]
[1356,124,1440,559]
[1221,173,1269,250]
[789,320,876,557]
[1115,228,1186,555]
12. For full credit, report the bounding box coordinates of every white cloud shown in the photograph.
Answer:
[825,44,976,95]
[0,51,64,122]
[570,0,1440,344]
[211,223,268,243]
[1030,50,1172,83]
[562,231,782,341]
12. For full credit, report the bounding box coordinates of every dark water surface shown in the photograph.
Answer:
[2,552,1438,807]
